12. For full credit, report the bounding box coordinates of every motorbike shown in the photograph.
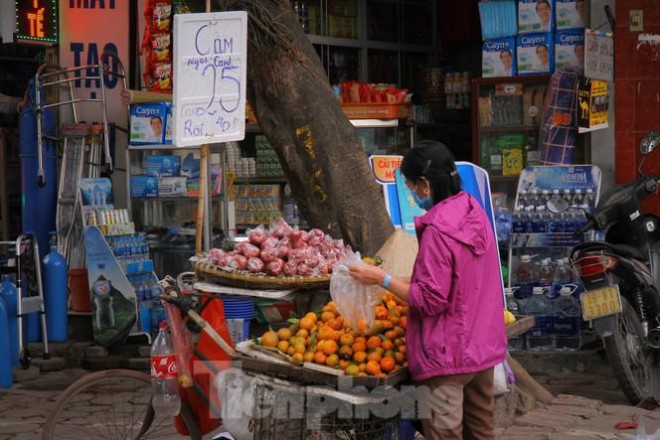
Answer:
[569,131,660,405]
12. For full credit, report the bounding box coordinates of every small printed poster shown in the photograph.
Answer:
[584,29,613,82]
[577,78,609,133]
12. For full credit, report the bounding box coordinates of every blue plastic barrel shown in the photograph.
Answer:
[0,276,19,365]
[20,79,57,260]
[43,235,68,342]
[0,295,13,388]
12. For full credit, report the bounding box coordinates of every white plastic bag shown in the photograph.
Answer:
[329,251,381,334]
[493,358,515,396]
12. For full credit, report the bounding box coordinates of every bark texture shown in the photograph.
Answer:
[217,0,395,255]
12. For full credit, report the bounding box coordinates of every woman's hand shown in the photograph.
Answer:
[348,263,385,286]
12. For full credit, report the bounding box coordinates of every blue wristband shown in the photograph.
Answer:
[382,274,392,290]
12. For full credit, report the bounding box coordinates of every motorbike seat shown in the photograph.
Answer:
[572,241,646,261]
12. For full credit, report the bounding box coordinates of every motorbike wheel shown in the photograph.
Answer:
[604,297,656,405]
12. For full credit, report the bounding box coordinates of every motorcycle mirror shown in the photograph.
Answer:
[547,198,570,214]
[640,131,660,155]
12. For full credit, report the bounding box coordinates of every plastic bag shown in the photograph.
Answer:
[493,358,515,396]
[329,251,381,334]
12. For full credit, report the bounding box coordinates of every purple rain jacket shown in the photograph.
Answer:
[407,191,507,381]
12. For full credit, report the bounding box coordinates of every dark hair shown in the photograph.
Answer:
[400,140,461,204]
[536,0,550,11]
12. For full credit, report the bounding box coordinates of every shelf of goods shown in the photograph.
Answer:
[81,178,164,347]
[501,165,601,353]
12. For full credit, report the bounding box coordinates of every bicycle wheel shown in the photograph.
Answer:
[41,369,201,440]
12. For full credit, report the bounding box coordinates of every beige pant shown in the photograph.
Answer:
[418,367,495,440]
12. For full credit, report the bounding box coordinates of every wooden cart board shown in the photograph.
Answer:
[506,315,535,339]
[235,340,409,388]
[193,259,330,290]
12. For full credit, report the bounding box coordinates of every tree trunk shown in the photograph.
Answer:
[219,0,395,256]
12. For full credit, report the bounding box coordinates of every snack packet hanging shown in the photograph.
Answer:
[330,251,381,334]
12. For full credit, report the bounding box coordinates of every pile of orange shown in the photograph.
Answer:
[258,292,408,377]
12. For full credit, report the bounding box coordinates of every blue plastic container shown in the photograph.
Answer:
[20,80,57,260]
[43,235,68,342]
[0,276,18,365]
[0,295,13,388]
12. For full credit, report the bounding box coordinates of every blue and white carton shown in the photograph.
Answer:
[517,33,554,75]
[163,102,173,145]
[482,37,517,78]
[130,176,158,198]
[144,155,181,177]
[555,0,585,30]
[554,30,585,72]
[518,0,555,34]
[130,102,168,145]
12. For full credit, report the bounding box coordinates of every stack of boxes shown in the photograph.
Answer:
[481,0,585,78]
[255,135,284,177]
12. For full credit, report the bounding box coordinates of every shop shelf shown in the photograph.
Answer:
[234,176,288,184]
[478,125,541,133]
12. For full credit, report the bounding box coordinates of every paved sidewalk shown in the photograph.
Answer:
[0,366,658,439]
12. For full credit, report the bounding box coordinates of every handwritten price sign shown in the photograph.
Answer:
[173,12,247,147]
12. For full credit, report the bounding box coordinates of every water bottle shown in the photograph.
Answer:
[43,233,68,342]
[524,205,535,233]
[524,286,555,351]
[552,258,572,298]
[504,287,524,351]
[572,189,584,207]
[150,321,181,416]
[495,207,512,244]
[536,258,554,298]
[534,205,548,233]
[540,189,550,207]
[0,276,18,365]
[283,184,299,226]
[553,286,582,351]
[514,255,535,300]
[585,188,596,210]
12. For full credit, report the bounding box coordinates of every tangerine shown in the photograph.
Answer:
[317,326,334,341]
[339,345,353,359]
[261,331,279,348]
[328,318,342,331]
[277,327,292,341]
[299,316,315,331]
[375,306,388,320]
[345,364,360,376]
[303,352,315,363]
[339,360,349,370]
[293,342,307,355]
[277,340,290,353]
[352,341,367,353]
[381,340,394,351]
[384,330,398,341]
[313,351,327,364]
[296,329,309,339]
[353,351,368,363]
[326,354,339,368]
[304,312,318,325]
[365,360,381,376]
[321,340,338,356]
[340,333,354,347]
[367,351,382,363]
[366,336,382,350]
[321,311,335,323]
[287,346,296,356]
[291,353,304,364]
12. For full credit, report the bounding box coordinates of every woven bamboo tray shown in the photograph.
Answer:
[193,260,331,290]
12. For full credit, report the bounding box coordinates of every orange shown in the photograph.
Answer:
[375,306,388,320]
[303,352,315,363]
[313,351,327,364]
[399,316,407,329]
[386,299,397,309]
[345,364,360,376]
[339,345,353,359]
[358,363,367,373]
[394,338,403,347]
[381,320,394,330]
[353,351,368,363]
[366,336,382,350]
[328,318,342,331]
[277,340,290,353]
[299,316,315,331]
[380,356,396,373]
[340,333,354,347]
[277,327,292,341]
[316,340,326,353]
[356,318,369,334]
[381,340,394,351]
[321,311,335,323]
[352,341,367,353]
[296,329,309,339]
[365,360,381,376]
[321,339,338,356]
[287,346,296,356]
[395,326,405,337]
[293,342,307,355]
[398,345,406,355]
[395,352,405,364]
[304,312,318,325]
[326,353,339,368]
[261,331,279,348]
[384,330,398,341]
[367,351,382,363]
[317,326,334,341]
[339,360,349,370]
[291,353,304,364]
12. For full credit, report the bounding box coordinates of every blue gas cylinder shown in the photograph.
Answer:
[0,295,13,388]
[20,79,57,260]
[0,276,18,365]
[43,234,68,342]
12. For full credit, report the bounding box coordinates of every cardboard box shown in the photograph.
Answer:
[523,85,548,126]
[482,38,517,78]
[517,33,554,75]
[555,0,585,30]
[164,102,173,145]
[158,177,187,197]
[555,29,585,72]
[130,102,168,145]
[577,78,609,133]
[130,176,158,198]
[144,155,181,177]
[518,0,554,34]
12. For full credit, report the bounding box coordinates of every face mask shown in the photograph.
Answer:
[411,189,432,210]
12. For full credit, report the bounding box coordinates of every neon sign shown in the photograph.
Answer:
[15,0,59,44]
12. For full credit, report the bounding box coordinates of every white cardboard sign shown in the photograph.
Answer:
[173,11,247,147]
[584,29,613,82]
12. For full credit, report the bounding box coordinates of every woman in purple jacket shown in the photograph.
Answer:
[349,140,507,439]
